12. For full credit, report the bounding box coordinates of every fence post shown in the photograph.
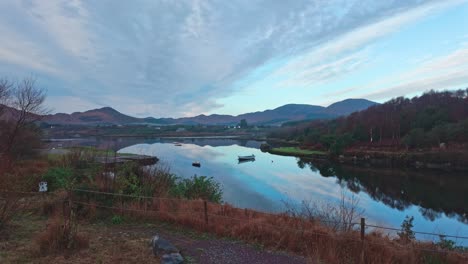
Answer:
[360,218,365,241]
[203,200,208,225]
[360,217,366,263]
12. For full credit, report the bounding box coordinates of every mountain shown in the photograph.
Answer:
[325,99,377,116]
[41,99,378,126]
[45,107,140,125]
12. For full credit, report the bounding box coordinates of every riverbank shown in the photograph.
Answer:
[336,149,468,172]
[267,147,327,157]
[2,149,467,263]
[263,139,468,171]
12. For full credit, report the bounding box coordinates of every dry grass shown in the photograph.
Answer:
[0,211,159,264]
[90,197,468,264]
[34,212,89,256]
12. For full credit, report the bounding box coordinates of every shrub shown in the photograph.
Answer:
[398,215,415,243]
[111,215,124,225]
[35,211,88,255]
[42,167,75,191]
[170,175,223,203]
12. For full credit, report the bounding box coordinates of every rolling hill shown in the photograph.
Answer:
[40,98,377,126]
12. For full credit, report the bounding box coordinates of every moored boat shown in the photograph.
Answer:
[192,161,201,167]
[238,154,255,161]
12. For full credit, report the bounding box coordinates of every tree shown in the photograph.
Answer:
[0,78,12,117]
[0,77,48,161]
[239,119,248,128]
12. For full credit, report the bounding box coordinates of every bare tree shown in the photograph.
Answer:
[0,78,13,117]
[2,77,48,158]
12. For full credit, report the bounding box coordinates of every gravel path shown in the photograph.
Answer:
[108,224,307,264]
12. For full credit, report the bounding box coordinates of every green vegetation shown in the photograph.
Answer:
[107,162,223,203]
[111,215,124,225]
[269,147,326,156]
[398,215,415,242]
[269,90,468,153]
[171,175,223,203]
[42,167,75,191]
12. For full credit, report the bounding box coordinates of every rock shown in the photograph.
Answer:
[161,253,184,264]
[150,235,180,256]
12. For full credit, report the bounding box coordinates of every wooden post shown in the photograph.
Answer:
[360,217,366,263]
[360,218,365,241]
[203,200,208,225]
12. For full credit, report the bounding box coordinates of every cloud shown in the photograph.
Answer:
[0,0,465,117]
[362,45,468,100]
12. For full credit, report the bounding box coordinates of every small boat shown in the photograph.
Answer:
[192,161,201,167]
[238,155,255,161]
[238,159,255,164]
[174,142,183,146]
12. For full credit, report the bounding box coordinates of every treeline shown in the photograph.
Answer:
[269,89,468,153]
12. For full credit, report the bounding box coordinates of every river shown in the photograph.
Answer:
[49,137,468,244]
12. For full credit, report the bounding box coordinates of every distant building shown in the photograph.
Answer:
[176,127,186,132]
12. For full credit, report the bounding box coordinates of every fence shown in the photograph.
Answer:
[2,189,468,257]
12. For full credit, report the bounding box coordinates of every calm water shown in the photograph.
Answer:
[99,137,467,244]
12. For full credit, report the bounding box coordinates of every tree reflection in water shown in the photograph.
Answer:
[296,157,468,224]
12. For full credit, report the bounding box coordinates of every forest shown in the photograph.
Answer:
[269,89,468,154]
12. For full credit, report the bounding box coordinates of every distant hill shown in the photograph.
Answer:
[45,107,140,125]
[325,99,377,116]
[40,99,378,126]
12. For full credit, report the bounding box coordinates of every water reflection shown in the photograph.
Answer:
[55,137,467,239]
[296,158,468,224]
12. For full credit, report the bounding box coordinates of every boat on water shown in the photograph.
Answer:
[174,142,183,146]
[238,159,255,164]
[192,161,201,167]
[238,155,255,161]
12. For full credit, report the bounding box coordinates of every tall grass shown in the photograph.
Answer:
[77,194,467,264]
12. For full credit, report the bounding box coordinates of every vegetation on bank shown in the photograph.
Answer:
[2,149,467,263]
[269,147,326,156]
[2,78,468,262]
[270,90,468,154]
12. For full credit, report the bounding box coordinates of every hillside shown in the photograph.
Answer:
[270,90,468,152]
[45,107,140,125]
[41,99,377,126]
[325,98,377,116]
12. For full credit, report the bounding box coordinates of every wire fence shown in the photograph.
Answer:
[2,188,467,256]
[69,189,468,240]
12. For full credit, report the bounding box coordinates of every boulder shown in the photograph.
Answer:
[150,235,183,263]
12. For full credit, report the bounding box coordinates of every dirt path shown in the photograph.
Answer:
[95,223,307,264]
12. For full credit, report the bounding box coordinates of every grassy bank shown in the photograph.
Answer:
[269,147,326,157]
[1,151,467,263]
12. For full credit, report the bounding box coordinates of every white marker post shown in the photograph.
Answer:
[38,182,48,192]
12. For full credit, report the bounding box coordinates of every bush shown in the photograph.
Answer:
[35,212,88,255]
[111,215,124,225]
[398,215,415,243]
[171,175,223,203]
[42,167,75,191]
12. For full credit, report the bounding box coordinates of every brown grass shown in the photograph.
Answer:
[81,197,468,264]
[34,212,89,256]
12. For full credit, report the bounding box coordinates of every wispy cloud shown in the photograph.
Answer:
[0,0,466,117]
[362,45,468,100]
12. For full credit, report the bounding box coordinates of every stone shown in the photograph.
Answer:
[151,235,179,256]
[161,253,184,264]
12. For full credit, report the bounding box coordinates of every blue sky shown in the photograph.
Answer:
[0,0,467,117]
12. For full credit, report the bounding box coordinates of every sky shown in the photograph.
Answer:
[0,0,467,118]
